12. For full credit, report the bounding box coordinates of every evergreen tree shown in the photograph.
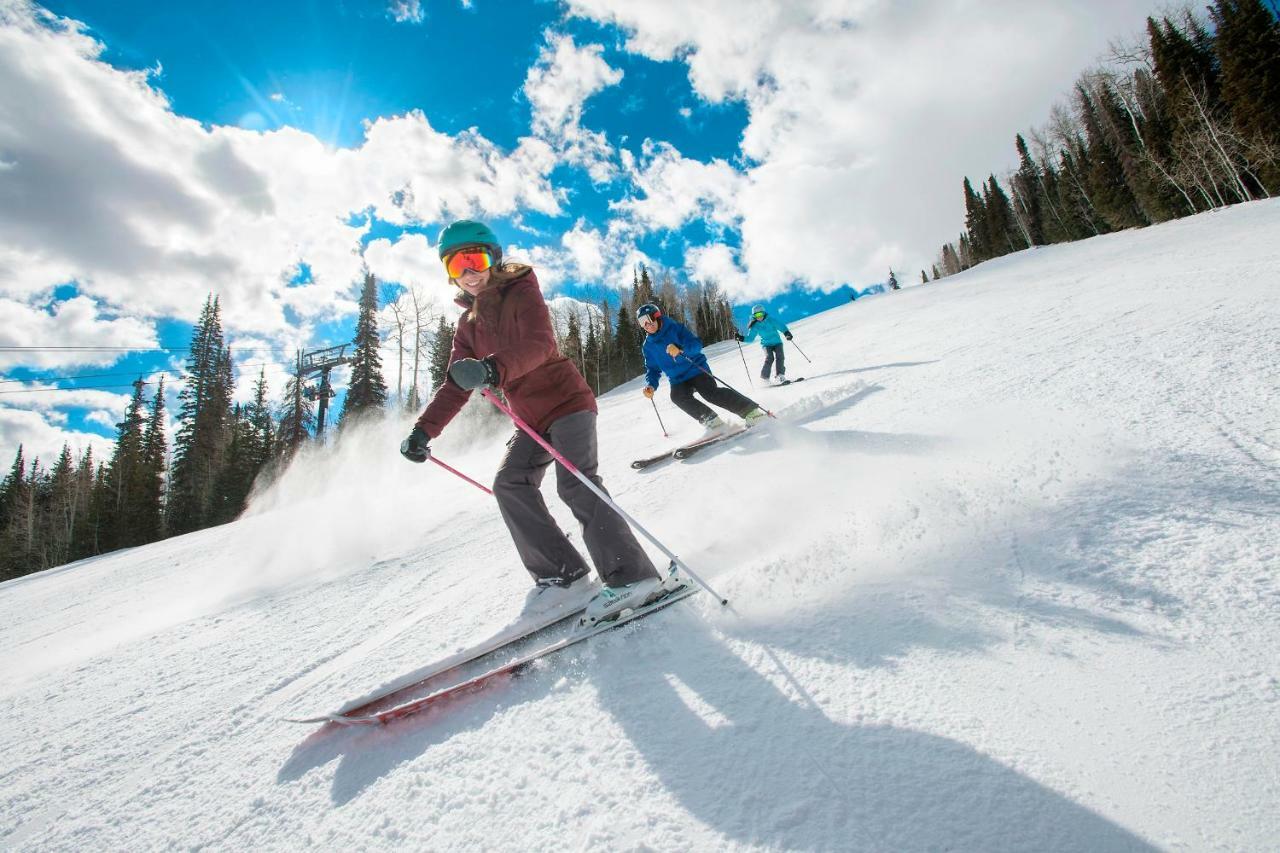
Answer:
[962,177,990,262]
[1012,134,1047,246]
[611,304,644,386]
[0,446,27,579]
[70,447,98,562]
[45,444,78,568]
[561,311,585,374]
[212,404,253,525]
[1057,144,1108,238]
[103,379,150,550]
[983,175,1021,255]
[276,352,316,464]
[428,315,456,393]
[138,377,167,544]
[339,272,389,430]
[168,296,233,535]
[1209,0,1280,192]
[582,316,602,394]
[634,265,656,310]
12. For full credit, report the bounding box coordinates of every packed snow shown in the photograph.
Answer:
[2,201,1278,851]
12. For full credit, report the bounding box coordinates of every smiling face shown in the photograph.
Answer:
[639,314,659,334]
[453,265,492,296]
[444,245,496,296]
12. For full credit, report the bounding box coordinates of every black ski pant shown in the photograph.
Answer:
[761,344,785,379]
[669,372,758,424]
[493,410,660,588]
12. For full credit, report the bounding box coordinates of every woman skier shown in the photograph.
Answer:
[735,304,794,384]
[637,302,767,437]
[399,220,663,625]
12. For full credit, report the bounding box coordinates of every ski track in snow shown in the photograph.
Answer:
[2,201,1279,850]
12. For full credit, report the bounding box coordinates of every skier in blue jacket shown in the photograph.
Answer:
[735,304,793,384]
[637,303,767,436]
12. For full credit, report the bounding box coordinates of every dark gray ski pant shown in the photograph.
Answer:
[761,344,785,379]
[493,410,660,587]
[670,372,758,424]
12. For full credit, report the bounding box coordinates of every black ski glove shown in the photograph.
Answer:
[733,332,744,342]
[449,356,499,390]
[784,331,793,341]
[400,426,431,463]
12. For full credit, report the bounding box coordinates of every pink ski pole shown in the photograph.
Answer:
[430,455,493,495]
[480,389,729,605]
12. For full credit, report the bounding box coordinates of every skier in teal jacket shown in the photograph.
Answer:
[735,305,793,384]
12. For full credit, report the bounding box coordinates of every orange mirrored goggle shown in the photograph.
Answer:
[443,248,494,279]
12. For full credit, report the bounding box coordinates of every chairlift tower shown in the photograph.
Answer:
[299,344,351,438]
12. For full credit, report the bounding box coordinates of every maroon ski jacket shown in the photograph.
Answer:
[416,265,596,438]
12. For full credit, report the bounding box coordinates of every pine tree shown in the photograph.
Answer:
[962,177,990,262]
[138,377,167,543]
[983,175,1021,255]
[611,304,644,386]
[103,379,149,550]
[582,316,602,394]
[46,444,78,568]
[70,447,98,562]
[1209,0,1280,192]
[276,352,316,464]
[428,315,456,393]
[1012,134,1047,246]
[0,446,27,579]
[561,311,584,374]
[339,272,389,430]
[169,296,234,535]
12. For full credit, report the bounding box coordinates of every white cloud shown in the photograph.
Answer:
[0,396,121,466]
[524,33,624,183]
[388,1,424,24]
[567,0,1168,292]
[0,296,158,369]
[0,4,561,344]
[612,141,744,233]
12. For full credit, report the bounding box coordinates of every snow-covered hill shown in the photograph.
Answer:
[3,201,1278,851]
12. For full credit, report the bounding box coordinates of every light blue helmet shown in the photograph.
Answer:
[437,220,501,260]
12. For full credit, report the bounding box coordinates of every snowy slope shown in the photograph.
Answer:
[3,201,1278,851]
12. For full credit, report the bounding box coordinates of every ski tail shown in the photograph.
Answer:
[329,583,699,727]
[283,606,584,724]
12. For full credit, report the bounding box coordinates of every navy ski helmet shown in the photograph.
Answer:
[636,302,662,322]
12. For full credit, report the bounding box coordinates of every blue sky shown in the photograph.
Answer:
[0,0,1169,460]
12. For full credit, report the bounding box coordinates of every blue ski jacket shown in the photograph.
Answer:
[744,314,791,348]
[642,318,709,388]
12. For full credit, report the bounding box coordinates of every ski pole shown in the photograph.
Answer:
[649,396,669,437]
[735,338,754,387]
[787,338,812,364]
[430,455,493,495]
[679,354,774,418]
[480,388,729,606]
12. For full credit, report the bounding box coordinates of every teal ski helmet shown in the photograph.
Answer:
[437,220,501,260]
